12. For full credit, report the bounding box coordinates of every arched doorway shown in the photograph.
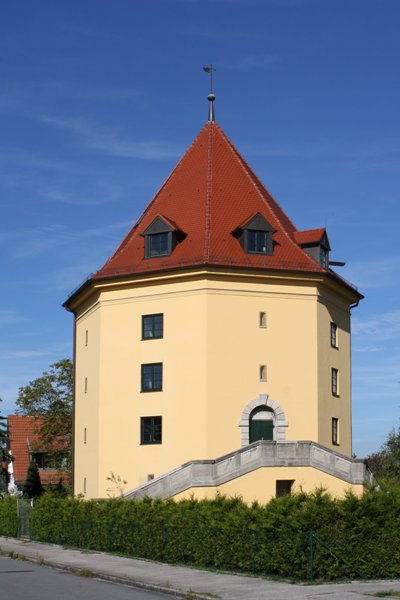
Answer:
[249,406,274,443]
[238,394,289,447]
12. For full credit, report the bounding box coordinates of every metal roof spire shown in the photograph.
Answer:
[203,64,216,122]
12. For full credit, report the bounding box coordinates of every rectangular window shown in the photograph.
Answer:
[147,233,170,258]
[331,368,339,396]
[259,311,267,328]
[85,330,88,346]
[141,363,163,392]
[84,427,87,444]
[84,377,88,394]
[31,452,47,469]
[259,364,267,382]
[332,418,339,445]
[141,416,162,445]
[330,322,338,347]
[83,477,87,494]
[246,230,268,254]
[142,314,164,339]
[276,480,294,497]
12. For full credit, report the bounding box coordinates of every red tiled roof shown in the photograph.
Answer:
[293,228,327,246]
[7,415,68,486]
[93,122,327,280]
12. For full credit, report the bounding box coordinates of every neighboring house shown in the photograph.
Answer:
[64,95,372,502]
[7,415,69,488]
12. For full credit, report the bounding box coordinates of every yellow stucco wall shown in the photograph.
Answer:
[172,466,364,505]
[71,269,356,499]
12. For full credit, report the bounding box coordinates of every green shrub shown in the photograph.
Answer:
[27,487,400,581]
[0,496,18,537]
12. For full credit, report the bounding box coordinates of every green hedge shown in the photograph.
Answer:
[21,487,400,581]
[0,496,18,537]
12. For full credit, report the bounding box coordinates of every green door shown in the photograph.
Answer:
[249,419,274,443]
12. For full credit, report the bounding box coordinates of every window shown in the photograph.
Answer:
[276,480,294,497]
[330,322,338,347]
[320,245,329,269]
[232,213,275,256]
[141,363,163,392]
[85,330,88,346]
[141,416,162,445]
[246,230,268,254]
[142,314,163,339]
[259,365,267,382]
[331,368,339,396]
[142,216,186,259]
[84,427,87,444]
[147,232,169,257]
[31,452,47,469]
[147,474,155,481]
[83,477,87,493]
[259,311,267,328]
[84,377,88,394]
[332,418,339,445]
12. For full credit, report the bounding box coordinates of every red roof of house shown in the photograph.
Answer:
[64,120,361,306]
[293,228,327,246]
[94,122,327,280]
[7,415,68,486]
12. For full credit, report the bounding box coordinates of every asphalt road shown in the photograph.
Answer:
[0,556,170,600]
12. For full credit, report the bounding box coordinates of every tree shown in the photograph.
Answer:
[367,426,400,485]
[23,460,44,499]
[0,400,11,494]
[16,359,73,471]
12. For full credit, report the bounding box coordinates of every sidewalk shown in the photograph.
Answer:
[1,536,400,600]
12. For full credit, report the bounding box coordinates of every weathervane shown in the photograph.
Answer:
[203,64,216,122]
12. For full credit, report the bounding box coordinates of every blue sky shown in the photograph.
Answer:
[1,0,399,457]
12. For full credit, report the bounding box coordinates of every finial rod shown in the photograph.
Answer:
[203,64,216,122]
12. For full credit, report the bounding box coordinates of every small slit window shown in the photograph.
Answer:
[259,312,267,328]
[259,365,267,382]
[85,330,88,346]
[330,322,338,348]
[332,417,339,445]
[331,368,339,396]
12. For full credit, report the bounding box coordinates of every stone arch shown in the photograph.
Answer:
[238,394,289,447]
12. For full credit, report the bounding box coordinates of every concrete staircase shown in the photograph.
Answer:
[124,440,373,500]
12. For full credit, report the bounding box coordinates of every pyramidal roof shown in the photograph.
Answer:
[93,121,333,282]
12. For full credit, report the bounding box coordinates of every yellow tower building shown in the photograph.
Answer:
[65,98,371,503]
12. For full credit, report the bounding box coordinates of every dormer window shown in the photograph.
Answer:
[246,230,269,254]
[294,228,331,269]
[232,213,275,256]
[148,232,169,258]
[320,245,329,269]
[142,216,186,260]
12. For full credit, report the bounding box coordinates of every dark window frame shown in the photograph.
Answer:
[140,416,162,445]
[331,368,339,396]
[245,229,270,255]
[145,232,171,258]
[332,417,339,445]
[276,480,294,497]
[141,363,163,392]
[330,322,338,348]
[142,314,164,340]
